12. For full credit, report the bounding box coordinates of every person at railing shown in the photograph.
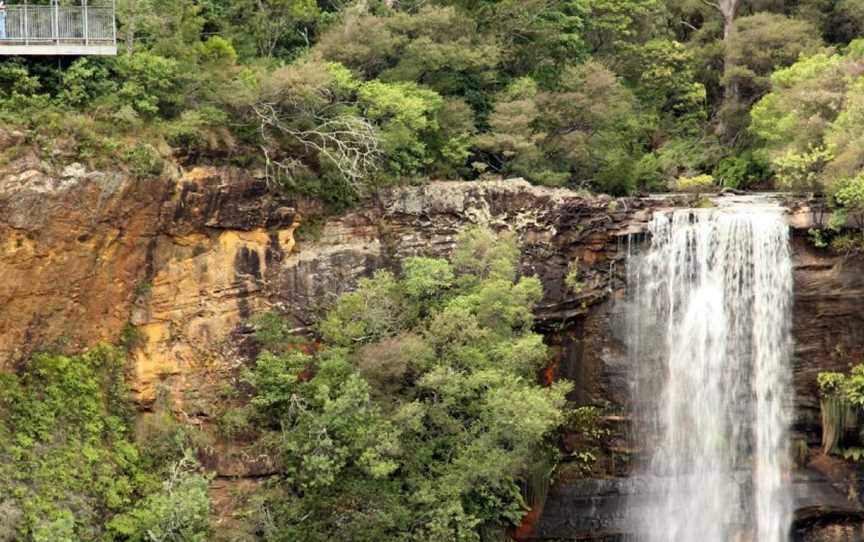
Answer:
[0,2,6,40]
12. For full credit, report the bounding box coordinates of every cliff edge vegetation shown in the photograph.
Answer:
[5,0,864,208]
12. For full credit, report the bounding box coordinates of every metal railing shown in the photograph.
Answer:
[0,3,116,45]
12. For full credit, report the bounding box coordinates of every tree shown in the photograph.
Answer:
[583,0,664,61]
[215,0,323,60]
[834,173,864,230]
[251,60,381,194]
[0,347,210,541]
[358,80,446,178]
[750,41,864,192]
[317,5,500,104]
[440,0,590,84]
[243,226,571,541]
[720,12,822,139]
[704,0,741,139]
[474,78,553,183]
[705,0,741,40]
[116,0,204,61]
[475,62,642,193]
[106,452,211,542]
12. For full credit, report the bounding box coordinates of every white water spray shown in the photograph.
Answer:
[627,200,793,541]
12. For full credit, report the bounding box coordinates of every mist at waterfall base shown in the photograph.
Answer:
[624,200,794,541]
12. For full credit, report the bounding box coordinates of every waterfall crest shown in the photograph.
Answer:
[627,201,793,541]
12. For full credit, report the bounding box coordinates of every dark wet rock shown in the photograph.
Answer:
[518,469,864,541]
[790,235,864,444]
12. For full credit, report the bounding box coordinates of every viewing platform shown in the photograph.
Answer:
[0,1,116,56]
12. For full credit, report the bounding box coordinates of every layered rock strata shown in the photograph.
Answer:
[1,162,862,539]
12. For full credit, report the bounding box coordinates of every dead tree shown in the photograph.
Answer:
[703,0,741,39]
[252,101,381,193]
[703,0,743,139]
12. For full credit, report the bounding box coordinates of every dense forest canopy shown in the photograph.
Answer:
[3,0,864,206]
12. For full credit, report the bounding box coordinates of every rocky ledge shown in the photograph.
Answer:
[516,468,864,541]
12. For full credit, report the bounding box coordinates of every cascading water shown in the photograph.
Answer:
[626,199,793,541]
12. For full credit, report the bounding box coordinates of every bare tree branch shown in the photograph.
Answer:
[253,100,381,193]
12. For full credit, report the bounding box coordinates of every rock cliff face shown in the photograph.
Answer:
[792,236,864,443]
[128,171,673,411]
[1,163,863,539]
[0,161,169,369]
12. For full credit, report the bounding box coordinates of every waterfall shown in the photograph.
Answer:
[627,200,793,541]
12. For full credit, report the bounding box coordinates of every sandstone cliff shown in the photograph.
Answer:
[2,162,863,540]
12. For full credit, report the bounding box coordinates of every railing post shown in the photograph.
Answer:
[52,0,59,44]
[83,0,89,44]
[112,0,117,48]
[23,2,28,45]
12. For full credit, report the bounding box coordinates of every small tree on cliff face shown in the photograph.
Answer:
[817,366,864,458]
[243,226,571,542]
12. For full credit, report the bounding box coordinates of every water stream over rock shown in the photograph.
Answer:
[627,199,794,541]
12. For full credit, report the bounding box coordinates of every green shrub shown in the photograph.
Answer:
[123,144,165,179]
[163,106,232,155]
[0,347,137,540]
[0,60,41,99]
[133,281,154,298]
[565,406,611,476]
[244,226,571,540]
[107,452,211,542]
[595,149,638,196]
[0,346,212,540]
[251,312,304,353]
[713,151,770,189]
[817,365,864,455]
[830,234,864,254]
[217,406,259,441]
[119,322,145,351]
[115,52,184,118]
[808,228,829,248]
[58,58,117,108]
[818,371,848,396]
[565,258,585,294]
[773,146,834,194]
[673,174,715,193]
[633,152,666,192]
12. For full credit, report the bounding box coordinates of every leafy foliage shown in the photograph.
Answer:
[243,227,571,541]
[475,63,641,193]
[817,365,864,456]
[0,347,138,539]
[0,347,210,541]
[106,452,211,542]
[6,0,864,196]
[674,174,716,193]
[564,406,611,476]
[750,43,864,192]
